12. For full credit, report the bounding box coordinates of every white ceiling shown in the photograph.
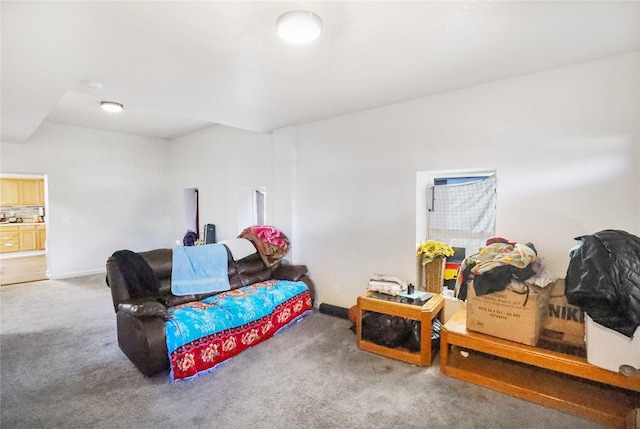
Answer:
[2,1,639,144]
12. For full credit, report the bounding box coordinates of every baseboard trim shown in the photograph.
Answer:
[49,268,106,279]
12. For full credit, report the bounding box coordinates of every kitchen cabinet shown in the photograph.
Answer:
[1,179,20,205]
[19,225,37,251]
[36,225,46,250]
[0,224,45,253]
[18,179,44,206]
[0,226,20,253]
[0,178,44,206]
[37,179,45,205]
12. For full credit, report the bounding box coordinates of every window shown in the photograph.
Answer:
[417,169,496,257]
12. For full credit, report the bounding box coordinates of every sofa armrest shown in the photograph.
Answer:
[117,311,169,377]
[272,264,308,282]
[118,301,171,321]
[162,294,201,307]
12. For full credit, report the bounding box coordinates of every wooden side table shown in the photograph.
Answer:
[441,310,640,428]
[356,291,444,366]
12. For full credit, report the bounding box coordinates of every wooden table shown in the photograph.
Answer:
[356,291,444,366]
[441,310,640,428]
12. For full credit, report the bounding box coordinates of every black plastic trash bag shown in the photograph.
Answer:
[361,312,412,348]
[361,313,443,351]
[565,229,640,338]
[403,318,443,352]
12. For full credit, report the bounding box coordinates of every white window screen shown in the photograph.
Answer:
[428,174,496,255]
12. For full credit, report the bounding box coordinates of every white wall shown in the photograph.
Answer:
[0,123,174,278]
[167,125,274,244]
[271,126,297,258]
[3,53,637,303]
[293,52,640,308]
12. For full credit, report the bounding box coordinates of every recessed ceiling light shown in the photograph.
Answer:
[100,101,123,113]
[276,10,322,44]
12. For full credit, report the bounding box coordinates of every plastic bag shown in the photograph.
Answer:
[361,312,443,351]
[361,312,411,348]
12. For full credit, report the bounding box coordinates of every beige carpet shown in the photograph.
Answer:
[0,274,607,428]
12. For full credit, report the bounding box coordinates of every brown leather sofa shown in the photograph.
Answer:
[106,247,315,377]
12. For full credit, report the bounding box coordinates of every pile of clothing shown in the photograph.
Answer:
[456,237,552,301]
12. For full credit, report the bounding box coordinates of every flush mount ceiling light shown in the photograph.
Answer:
[100,101,123,113]
[276,10,322,44]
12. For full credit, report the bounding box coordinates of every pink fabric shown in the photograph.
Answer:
[239,226,290,267]
[248,226,288,250]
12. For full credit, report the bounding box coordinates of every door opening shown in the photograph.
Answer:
[0,172,48,285]
[182,188,199,237]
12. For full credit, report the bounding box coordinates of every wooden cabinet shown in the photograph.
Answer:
[36,225,46,250]
[1,179,20,205]
[37,179,45,205]
[0,224,46,253]
[19,225,37,251]
[0,226,20,253]
[0,178,45,206]
[18,179,45,206]
[19,180,41,206]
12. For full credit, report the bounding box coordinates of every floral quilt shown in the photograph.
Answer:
[165,280,312,381]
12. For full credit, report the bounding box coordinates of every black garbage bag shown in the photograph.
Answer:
[361,312,412,348]
[360,313,443,351]
[565,229,640,338]
[403,318,443,352]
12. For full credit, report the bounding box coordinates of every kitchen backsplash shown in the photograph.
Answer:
[0,206,44,222]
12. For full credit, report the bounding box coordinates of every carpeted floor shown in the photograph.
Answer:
[0,275,606,428]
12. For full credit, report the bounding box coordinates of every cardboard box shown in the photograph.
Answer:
[466,280,551,346]
[442,291,466,324]
[542,279,585,346]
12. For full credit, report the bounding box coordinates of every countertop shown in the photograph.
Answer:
[0,222,46,226]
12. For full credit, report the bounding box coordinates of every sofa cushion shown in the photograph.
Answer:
[272,264,308,282]
[139,248,172,280]
[229,253,273,290]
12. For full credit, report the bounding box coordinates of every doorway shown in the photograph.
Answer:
[182,188,199,238]
[238,187,266,233]
[0,173,48,285]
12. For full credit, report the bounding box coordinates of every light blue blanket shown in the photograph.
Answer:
[171,244,230,296]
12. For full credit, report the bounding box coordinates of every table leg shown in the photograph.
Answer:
[355,305,363,347]
[421,312,432,366]
[440,327,449,371]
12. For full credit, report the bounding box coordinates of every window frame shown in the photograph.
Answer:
[416,168,496,246]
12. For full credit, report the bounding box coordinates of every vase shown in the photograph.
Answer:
[423,257,446,293]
